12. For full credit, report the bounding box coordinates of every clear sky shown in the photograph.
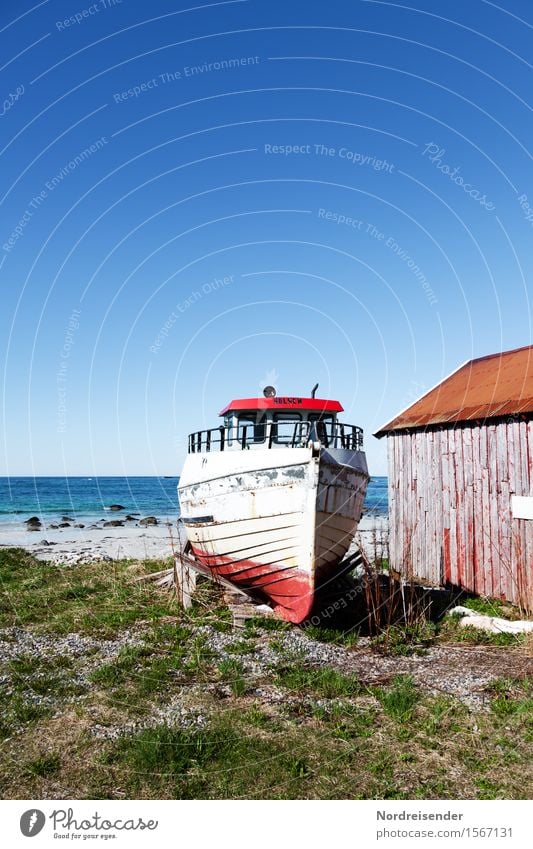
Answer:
[1,0,531,476]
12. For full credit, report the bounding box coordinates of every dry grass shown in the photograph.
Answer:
[1,676,531,800]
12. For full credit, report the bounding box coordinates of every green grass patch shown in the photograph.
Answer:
[0,548,181,636]
[447,623,524,647]
[89,645,150,687]
[6,652,85,702]
[23,753,61,777]
[422,695,467,736]
[371,622,437,655]
[0,690,53,739]
[225,639,255,655]
[90,636,193,706]
[303,625,358,648]
[485,678,532,717]
[183,635,216,677]
[461,597,507,617]
[218,658,246,696]
[375,675,419,723]
[245,616,288,635]
[107,716,316,799]
[242,704,271,727]
[313,701,377,739]
[275,662,362,698]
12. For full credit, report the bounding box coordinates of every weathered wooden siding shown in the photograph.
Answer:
[388,419,533,610]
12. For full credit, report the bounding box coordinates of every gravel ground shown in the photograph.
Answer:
[1,619,530,741]
[199,625,532,710]
[0,627,143,665]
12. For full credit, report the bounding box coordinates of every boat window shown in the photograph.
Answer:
[272,413,302,444]
[308,413,334,445]
[237,413,266,445]
[223,415,233,446]
[308,413,335,423]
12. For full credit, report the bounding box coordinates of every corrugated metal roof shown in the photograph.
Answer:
[374,344,533,437]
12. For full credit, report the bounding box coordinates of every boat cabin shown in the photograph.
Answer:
[187,389,364,453]
[220,395,342,447]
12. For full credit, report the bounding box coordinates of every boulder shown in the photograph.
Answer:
[139,516,158,526]
[25,516,41,530]
[61,516,74,522]
[74,523,85,528]
[49,523,59,529]
[58,522,71,528]
[108,504,125,511]
[103,520,124,527]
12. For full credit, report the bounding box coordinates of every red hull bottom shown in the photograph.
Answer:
[190,545,314,623]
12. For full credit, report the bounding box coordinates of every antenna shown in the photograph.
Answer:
[311,383,319,398]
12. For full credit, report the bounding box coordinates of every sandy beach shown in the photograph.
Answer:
[0,514,389,565]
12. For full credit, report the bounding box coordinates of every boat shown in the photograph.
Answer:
[177,386,369,623]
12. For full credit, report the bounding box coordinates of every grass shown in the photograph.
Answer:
[225,638,256,655]
[104,716,319,799]
[2,662,532,799]
[303,625,359,648]
[274,661,362,698]
[218,658,246,696]
[485,677,532,717]
[364,607,526,653]
[371,622,437,655]
[89,645,149,687]
[89,625,211,708]
[0,548,182,636]
[442,619,525,647]
[374,675,419,723]
[0,547,532,800]
[311,701,377,739]
[461,597,509,617]
[0,648,88,739]
[244,616,288,635]
[24,753,61,777]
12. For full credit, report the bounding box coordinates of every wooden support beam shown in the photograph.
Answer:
[174,556,197,609]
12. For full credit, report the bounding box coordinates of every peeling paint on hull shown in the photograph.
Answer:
[179,446,368,623]
[190,544,313,622]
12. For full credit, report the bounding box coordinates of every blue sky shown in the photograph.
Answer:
[1,0,531,475]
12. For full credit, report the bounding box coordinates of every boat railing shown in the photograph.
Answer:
[187,420,364,453]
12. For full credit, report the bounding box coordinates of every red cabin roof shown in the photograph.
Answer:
[219,397,343,416]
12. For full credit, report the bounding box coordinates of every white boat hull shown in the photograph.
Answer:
[178,445,369,622]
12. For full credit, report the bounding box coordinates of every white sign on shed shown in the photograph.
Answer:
[511,495,533,520]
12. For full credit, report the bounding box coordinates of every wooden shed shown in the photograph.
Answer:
[375,345,533,611]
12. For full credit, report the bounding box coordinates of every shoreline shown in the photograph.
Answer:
[0,513,388,564]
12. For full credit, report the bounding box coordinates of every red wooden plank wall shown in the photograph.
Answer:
[387,419,533,610]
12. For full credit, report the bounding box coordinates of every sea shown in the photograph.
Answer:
[0,476,388,526]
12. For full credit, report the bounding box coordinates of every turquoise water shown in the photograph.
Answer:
[0,475,388,525]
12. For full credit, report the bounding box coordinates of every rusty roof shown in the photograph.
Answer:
[374,344,533,437]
